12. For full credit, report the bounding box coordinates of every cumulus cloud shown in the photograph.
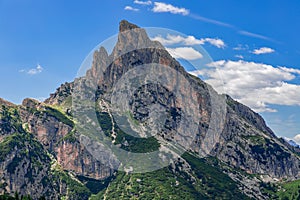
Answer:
[134,0,152,5]
[252,47,275,55]
[189,60,300,112]
[28,64,43,75]
[166,47,203,60]
[20,64,43,75]
[152,2,189,15]
[202,38,225,48]
[293,134,300,144]
[285,133,300,145]
[124,6,139,11]
[152,34,225,48]
[279,66,300,75]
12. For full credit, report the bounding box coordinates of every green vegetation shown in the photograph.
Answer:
[243,135,265,145]
[0,105,24,133]
[114,128,160,153]
[96,111,160,153]
[249,137,291,162]
[91,169,204,200]
[52,170,91,199]
[0,133,23,161]
[96,111,113,137]
[76,175,114,194]
[0,132,51,174]
[274,179,300,200]
[91,152,250,200]
[0,193,31,200]
[60,129,77,143]
[44,106,74,127]
[61,96,72,108]
[182,152,250,199]
[0,193,46,200]
[261,179,300,199]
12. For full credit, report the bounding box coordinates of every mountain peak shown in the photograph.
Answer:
[119,20,139,32]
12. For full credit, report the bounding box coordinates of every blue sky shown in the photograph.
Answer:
[0,0,300,140]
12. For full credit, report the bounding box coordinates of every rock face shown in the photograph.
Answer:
[0,103,90,199]
[20,98,114,180]
[213,96,299,178]
[45,82,73,106]
[0,20,300,199]
[86,20,300,179]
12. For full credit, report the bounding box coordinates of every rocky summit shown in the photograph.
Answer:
[1,20,300,200]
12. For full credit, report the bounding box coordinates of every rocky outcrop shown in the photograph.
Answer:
[0,102,87,199]
[214,103,299,179]
[0,132,58,199]
[19,99,114,180]
[44,82,73,106]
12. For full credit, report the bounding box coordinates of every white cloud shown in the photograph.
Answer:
[189,14,233,28]
[252,47,275,55]
[233,44,249,51]
[152,34,201,45]
[20,64,43,75]
[188,70,205,77]
[285,134,300,145]
[189,60,300,112]
[134,0,152,5]
[202,38,225,48]
[293,134,300,144]
[239,30,272,41]
[152,2,189,15]
[124,6,139,11]
[235,55,244,59]
[28,64,43,75]
[152,34,225,48]
[166,47,203,60]
[279,66,300,75]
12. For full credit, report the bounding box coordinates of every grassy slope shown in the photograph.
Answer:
[274,179,300,200]
[90,152,250,200]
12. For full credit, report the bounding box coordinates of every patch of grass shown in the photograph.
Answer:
[92,152,250,200]
[96,111,113,137]
[91,169,203,200]
[44,106,74,127]
[243,135,265,145]
[182,152,250,199]
[114,126,160,153]
[52,170,91,200]
[96,111,160,153]
[276,179,300,200]
[0,105,24,134]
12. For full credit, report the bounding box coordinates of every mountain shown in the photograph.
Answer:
[283,138,300,148]
[1,20,300,200]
